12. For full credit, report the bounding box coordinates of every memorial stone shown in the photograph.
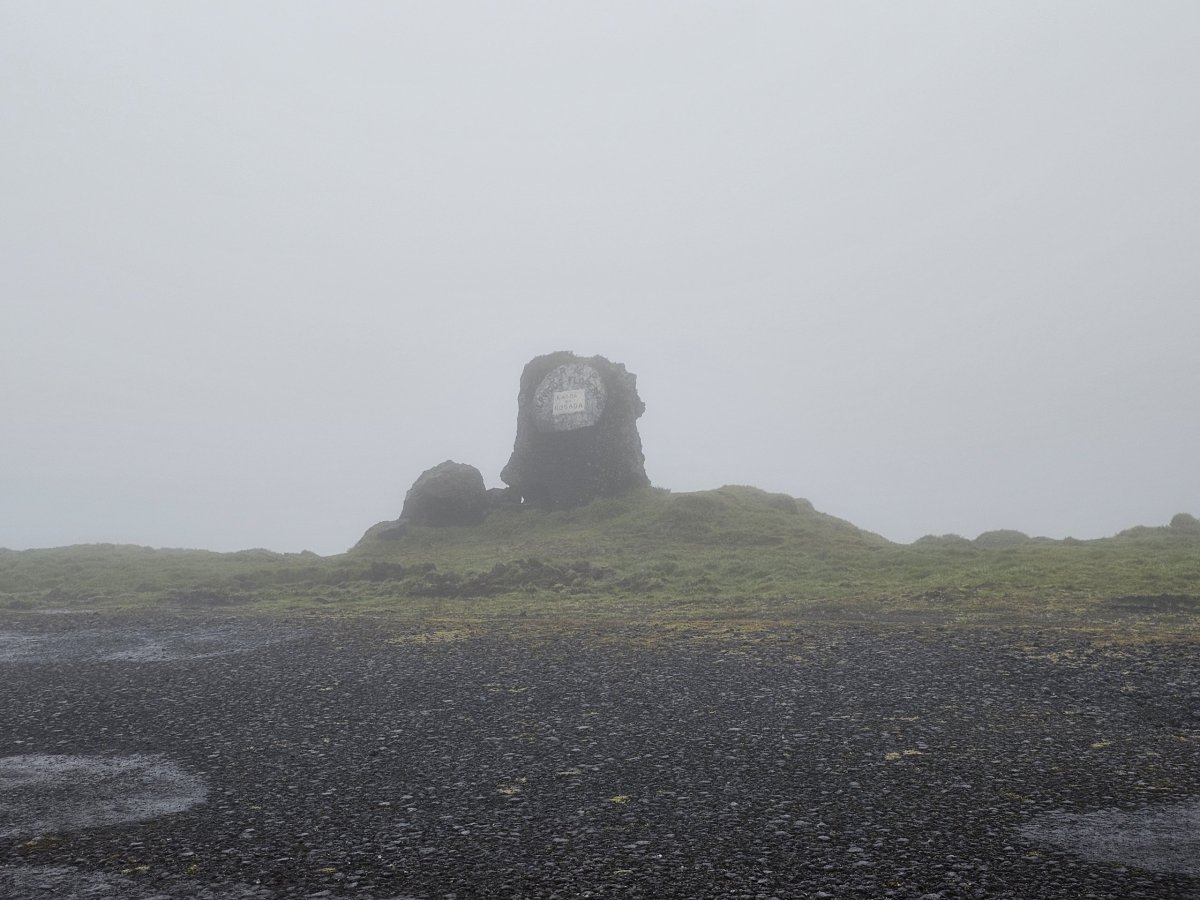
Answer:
[500,351,649,507]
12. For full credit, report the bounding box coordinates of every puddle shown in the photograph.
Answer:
[0,754,208,840]
[1020,797,1200,875]
[0,865,422,899]
[0,865,273,899]
[0,624,299,663]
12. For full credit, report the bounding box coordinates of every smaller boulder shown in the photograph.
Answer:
[1169,512,1200,534]
[401,461,488,527]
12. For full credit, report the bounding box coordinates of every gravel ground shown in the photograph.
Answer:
[1,612,1198,899]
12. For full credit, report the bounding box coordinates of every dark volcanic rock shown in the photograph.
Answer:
[1170,512,1200,533]
[358,519,407,541]
[400,460,488,527]
[3,613,1200,899]
[500,351,649,507]
[486,486,520,509]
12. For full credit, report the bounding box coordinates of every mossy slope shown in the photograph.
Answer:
[2,486,1197,623]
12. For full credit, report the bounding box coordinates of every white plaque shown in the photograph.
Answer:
[552,389,587,416]
[533,363,606,432]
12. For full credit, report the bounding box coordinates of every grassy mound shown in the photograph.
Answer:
[2,488,1198,627]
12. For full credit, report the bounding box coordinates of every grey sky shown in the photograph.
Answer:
[3,2,1198,554]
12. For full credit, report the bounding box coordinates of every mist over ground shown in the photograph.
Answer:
[3,2,1198,554]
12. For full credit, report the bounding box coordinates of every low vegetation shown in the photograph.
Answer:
[2,486,1197,633]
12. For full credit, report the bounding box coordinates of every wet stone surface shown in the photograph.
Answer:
[0,621,300,663]
[1021,798,1200,876]
[0,613,1198,898]
[0,754,207,839]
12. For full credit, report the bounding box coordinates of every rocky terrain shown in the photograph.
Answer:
[1,611,1198,899]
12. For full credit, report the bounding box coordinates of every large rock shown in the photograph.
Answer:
[500,351,649,507]
[400,460,488,527]
[1169,512,1200,534]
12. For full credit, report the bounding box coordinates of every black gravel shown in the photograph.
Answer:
[1,612,1198,899]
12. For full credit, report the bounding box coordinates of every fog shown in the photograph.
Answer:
[3,2,1198,555]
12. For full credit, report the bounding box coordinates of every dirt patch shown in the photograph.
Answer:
[1106,595,1200,614]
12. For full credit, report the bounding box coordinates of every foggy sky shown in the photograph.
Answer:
[3,2,1198,555]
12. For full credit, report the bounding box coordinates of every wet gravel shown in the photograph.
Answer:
[1,612,1198,899]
